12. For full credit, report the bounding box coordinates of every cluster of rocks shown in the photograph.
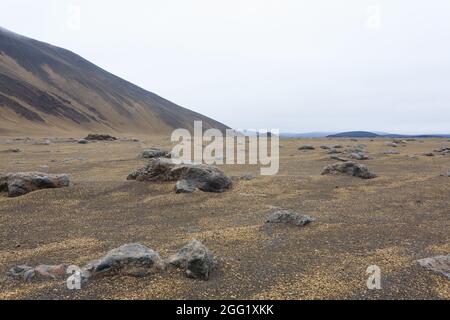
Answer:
[434,146,450,155]
[8,240,217,282]
[127,158,232,193]
[84,134,117,141]
[321,162,377,179]
[0,172,70,197]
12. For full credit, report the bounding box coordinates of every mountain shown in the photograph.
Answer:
[0,27,228,136]
[327,131,450,138]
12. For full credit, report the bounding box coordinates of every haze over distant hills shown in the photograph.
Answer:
[0,27,228,136]
[279,131,450,139]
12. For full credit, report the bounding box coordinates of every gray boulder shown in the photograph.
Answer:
[266,210,315,227]
[141,148,168,159]
[0,172,70,197]
[175,179,197,193]
[321,162,377,179]
[82,243,165,280]
[128,158,232,193]
[168,240,217,280]
[416,254,450,279]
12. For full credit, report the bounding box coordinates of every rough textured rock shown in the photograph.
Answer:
[85,134,117,141]
[416,254,450,279]
[348,152,371,160]
[0,172,70,197]
[82,243,165,280]
[8,264,68,282]
[128,158,232,193]
[140,148,168,159]
[321,162,377,179]
[298,145,315,150]
[175,179,197,193]
[266,210,315,227]
[168,240,216,280]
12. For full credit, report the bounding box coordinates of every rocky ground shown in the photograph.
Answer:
[0,136,449,299]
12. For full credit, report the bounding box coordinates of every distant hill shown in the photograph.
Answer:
[327,131,380,138]
[327,131,450,139]
[279,132,334,138]
[0,27,228,135]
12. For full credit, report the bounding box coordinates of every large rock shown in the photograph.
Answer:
[82,243,165,280]
[416,254,450,279]
[266,210,315,227]
[127,158,232,193]
[8,264,68,282]
[140,148,168,159]
[321,162,377,179]
[0,172,70,197]
[168,240,217,280]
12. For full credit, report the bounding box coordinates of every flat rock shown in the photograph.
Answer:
[321,162,377,179]
[128,158,232,193]
[140,148,168,159]
[168,240,217,280]
[416,254,450,279]
[348,152,371,160]
[330,155,348,162]
[266,210,315,227]
[77,139,89,144]
[0,172,70,197]
[82,243,165,280]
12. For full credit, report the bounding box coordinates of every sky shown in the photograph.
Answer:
[1,0,450,134]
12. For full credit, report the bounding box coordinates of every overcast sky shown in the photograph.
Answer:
[1,0,450,134]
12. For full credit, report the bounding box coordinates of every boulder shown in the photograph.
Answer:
[416,254,450,279]
[128,158,232,193]
[168,240,216,280]
[298,145,315,150]
[321,162,377,179]
[0,172,70,197]
[8,264,68,282]
[140,148,168,159]
[82,243,165,280]
[266,210,315,227]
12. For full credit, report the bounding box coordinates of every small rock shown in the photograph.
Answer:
[327,149,343,155]
[77,139,89,144]
[321,162,377,179]
[383,150,400,155]
[348,152,371,160]
[423,152,435,157]
[168,240,217,280]
[266,210,315,227]
[416,254,450,279]
[330,156,348,162]
[386,142,400,147]
[140,148,168,159]
[320,146,331,150]
[8,264,68,282]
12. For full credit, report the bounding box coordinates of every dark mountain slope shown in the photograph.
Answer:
[0,27,228,135]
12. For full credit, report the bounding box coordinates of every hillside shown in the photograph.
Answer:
[0,27,228,136]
